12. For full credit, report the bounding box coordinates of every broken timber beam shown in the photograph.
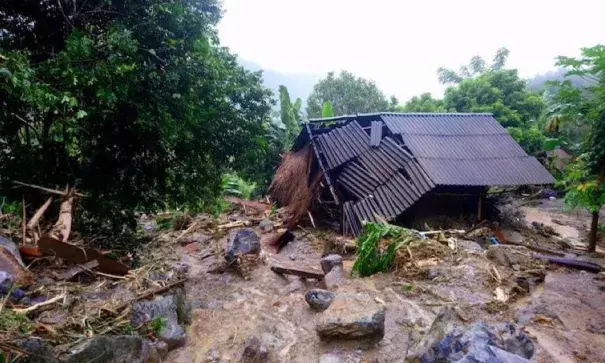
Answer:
[306,124,339,205]
[270,262,324,280]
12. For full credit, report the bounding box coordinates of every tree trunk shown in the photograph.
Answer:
[588,210,599,253]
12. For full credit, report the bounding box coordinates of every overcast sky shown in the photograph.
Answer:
[218,0,605,101]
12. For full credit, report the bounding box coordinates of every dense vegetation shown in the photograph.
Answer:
[1,1,603,251]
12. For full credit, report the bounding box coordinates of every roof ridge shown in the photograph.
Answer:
[416,155,537,161]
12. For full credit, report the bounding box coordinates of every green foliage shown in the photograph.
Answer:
[0,309,33,336]
[278,85,302,152]
[352,222,417,277]
[395,93,447,113]
[321,101,335,118]
[148,316,168,334]
[306,71,390,118]
[507,125,547,155]
[0,0,273,248]
[221,173,257,200]
[438,47,510,84]
[561,155,605,213]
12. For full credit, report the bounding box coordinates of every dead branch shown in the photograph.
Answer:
[115,278,187,311]
[12,181,87,197]
[50,191,73,242]
[27,196,53,230]
[12,293,65,313]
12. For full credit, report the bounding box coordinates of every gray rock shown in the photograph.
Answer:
[64,336,159,363]
[258,219,274,234]
[323,266,343,290]
[150,340,169,360]
[457,240,484,252]
[319,353,341,363]
[316,301,385,341]
[406,319,534,363]
[321,254,343,274]
[305,289,335,311]
[225,228,261,263]
[241,335,268,363]
[486,245,531,267]
[180,232,212,245]
[131,295,187,350]
[280,279,303,295]
[18,338,59,363]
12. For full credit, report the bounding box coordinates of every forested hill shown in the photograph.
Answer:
[238,59,319,104]
[527,68,594,91]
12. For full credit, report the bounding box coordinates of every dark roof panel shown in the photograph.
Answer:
[381,113,505,136]
[401,134,527,159]
[370,121,383,147]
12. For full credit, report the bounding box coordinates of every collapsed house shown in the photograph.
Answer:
[269,113,555,235]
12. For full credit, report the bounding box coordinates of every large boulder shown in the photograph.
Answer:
[316,297,385,341]
[64,336,159,363]
[305,289,335,311]
[131,294,187,350]
[225,228,261,263]
[406,308,534,363]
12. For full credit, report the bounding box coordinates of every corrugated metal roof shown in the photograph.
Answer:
[378,113,556,186]
[370,121,382,147]
[315,121,370,170]
[417,157,555,186]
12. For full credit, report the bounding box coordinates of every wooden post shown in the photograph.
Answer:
[477,194,483,221]
[305,123,340,205]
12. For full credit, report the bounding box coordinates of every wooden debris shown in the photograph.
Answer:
[115,278,187,311]
[270,262,324,280]
[54,260,100,280]
[39,236,130,275]
[12,181,87,197]
[27,196,53,230]
[49,191,74,242]
[218,220,250,230]
[534,254,602,273]
[12,293,66,313]
[224,197,270,212]
[0,236,35,287]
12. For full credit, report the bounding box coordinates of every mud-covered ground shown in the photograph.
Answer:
[162,199,605,363]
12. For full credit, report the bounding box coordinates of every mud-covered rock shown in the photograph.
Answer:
[321,254,343,274]
[241,334,269,363]
[305,289,335,311]
[323,266,343,290]
[131,294,187,350]
[18,338,59,363]
[319,353,341,363]
[225,228,261,263]
[64,336,159,363]
[150,340,169,360]
[406,314,534,363]
[258,219,274,234]
[316,299,385,341]
[486,245,532,268]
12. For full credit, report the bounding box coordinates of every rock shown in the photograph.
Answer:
[321,254,343,274]
[486,245,531,268]
[279,279,303,295]
[150,340,168,360]
[316,297,386,341]
[225,228,261,263]
[131,295,187,350]
[457,240,484,253]
[406,318,534,363]
[319,353,341,363]
[305,289,335,311]
[258,219,274,234]
[427,266,447,280]
[64,336,159,363]
[18,338,59,363]
[241,335,269,363]
[323,266,343,290]
[179,232,211,246]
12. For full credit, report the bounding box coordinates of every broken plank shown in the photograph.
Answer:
[54,260,100,280]
[270,262,324,280]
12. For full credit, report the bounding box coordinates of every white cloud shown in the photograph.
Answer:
[218,0,605,101]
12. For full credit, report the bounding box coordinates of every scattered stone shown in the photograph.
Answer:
[150,340,169,360]
[457,240,484,253]
[319,353,341,363]
[225,228,261,264]
[258,219,274,234]
[179,232,211,246]
[241,335,269,363]
[131,295,187,350]
[406,309,534,363]
[486,245,532,268]
[323,266,343,290]
[64,336,159,363]
[305,289,335,311]
[321,254,343,274]
[289,254,296,261]
[316,297,386,341]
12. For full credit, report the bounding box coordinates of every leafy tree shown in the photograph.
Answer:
[278,85,302,152]
[437,47,510,84]
[306,71,390,118]
[394,93,447,113]
[0,0,273,247]
[321,101,335,118]
[554,45,605,252]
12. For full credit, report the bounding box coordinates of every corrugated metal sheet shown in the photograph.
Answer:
[338,162,381,199]
[370,121,382,147]
[381,113,505,135]
[417,157,555,186]
[315,121,370,171]
[379,113,556,186]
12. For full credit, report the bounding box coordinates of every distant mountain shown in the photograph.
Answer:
[238,58,320,104]
[527,68,593,91]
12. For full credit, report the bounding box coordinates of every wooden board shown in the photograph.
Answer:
[270,262,324,280]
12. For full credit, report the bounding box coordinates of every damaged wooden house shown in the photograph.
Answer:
[268,113,555,235]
